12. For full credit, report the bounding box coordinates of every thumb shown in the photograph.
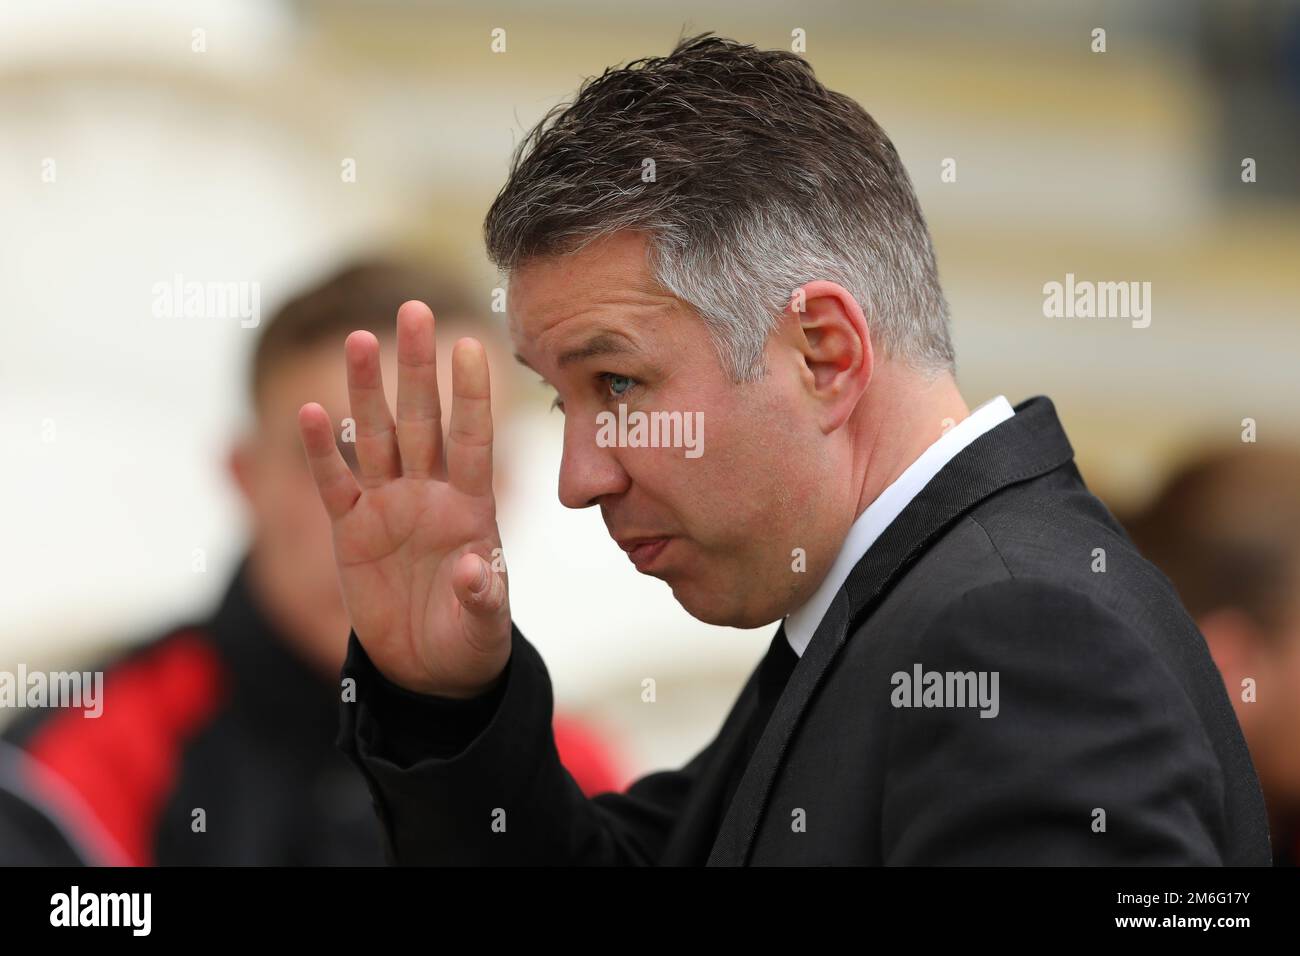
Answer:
[452,551,508,633]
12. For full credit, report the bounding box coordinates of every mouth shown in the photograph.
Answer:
[615,536,672,573]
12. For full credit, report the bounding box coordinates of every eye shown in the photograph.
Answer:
[600,373,637,400]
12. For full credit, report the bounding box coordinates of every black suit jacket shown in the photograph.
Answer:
[337,396,1272,865]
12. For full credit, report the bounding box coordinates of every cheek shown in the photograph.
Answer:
[290,477,335,540]
[256,468,331,544]
[714,405,813,519]
[665,408,798,538]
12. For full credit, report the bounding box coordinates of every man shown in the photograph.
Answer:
[1125,447,1300,865]
[304,35,1270,865]
[2,261,620,865]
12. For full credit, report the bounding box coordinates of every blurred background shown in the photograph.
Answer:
[2,0,1298,837]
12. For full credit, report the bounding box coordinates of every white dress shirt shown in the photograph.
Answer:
[783,395,1016,657]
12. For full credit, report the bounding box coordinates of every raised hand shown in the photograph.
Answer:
[297,300,511,698]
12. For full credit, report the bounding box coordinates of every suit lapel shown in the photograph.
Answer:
[706,588,852,865]
[706,395,1076,865]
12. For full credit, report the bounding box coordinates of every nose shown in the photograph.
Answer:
[557,412,629,509]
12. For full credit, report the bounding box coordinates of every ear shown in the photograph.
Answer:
[227,435,256,506]
[786,280,874,432]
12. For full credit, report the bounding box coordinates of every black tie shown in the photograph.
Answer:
[718,621,800,823]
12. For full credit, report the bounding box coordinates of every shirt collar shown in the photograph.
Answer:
[782,395,1016,657]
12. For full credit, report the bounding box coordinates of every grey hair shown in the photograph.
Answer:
[484,33,955,382]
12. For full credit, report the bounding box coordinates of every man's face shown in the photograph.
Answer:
[510,231,841,628]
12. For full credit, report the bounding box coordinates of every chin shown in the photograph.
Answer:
[670,581,764,629]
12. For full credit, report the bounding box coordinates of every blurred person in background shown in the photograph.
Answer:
[1,260,621,865]
[1125,446,1300,866]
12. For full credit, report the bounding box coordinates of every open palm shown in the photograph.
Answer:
[297,301,511,698]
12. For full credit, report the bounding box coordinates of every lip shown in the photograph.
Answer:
[616,536,672,572]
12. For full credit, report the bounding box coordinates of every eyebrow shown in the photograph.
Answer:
[514,332,640,371]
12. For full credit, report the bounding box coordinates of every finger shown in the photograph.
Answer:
[394,300,444,479]
[298,402,361,520]
[447,338,494,497]
[345,330,401,486]
[451,552,509,649]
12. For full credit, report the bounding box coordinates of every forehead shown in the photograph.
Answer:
[259,341,355,406]
[255,337,396,428]
[508,232,684,358]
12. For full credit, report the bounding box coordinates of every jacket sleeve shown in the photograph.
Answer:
[881,578,1232,865]
[337,623,711,865]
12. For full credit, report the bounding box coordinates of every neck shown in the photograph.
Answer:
[850,365,969,520]
[244,549,344,680]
